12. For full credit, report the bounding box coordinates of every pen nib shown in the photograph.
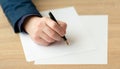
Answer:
[65,40,69,45]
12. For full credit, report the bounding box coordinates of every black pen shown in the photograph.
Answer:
[49,12,69,45]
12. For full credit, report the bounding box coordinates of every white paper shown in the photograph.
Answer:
[19,7,95,62]
[35,15,108,64]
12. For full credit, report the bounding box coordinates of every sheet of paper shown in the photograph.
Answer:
[19,7,95,62]
[35,15,108,64]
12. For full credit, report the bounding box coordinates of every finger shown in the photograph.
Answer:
[43,25,62,41]
[46,18,65,36]
[58,21,67,33]
[32,35,50,46]
[39,31,55,43]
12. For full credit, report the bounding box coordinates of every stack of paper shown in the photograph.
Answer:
[19,7,108,64]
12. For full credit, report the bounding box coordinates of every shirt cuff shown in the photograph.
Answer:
[17,14,42,33]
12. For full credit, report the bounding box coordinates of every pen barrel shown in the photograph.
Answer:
[62,36,67,41]
[49,12,68,43]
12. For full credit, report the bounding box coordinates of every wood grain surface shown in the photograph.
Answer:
[0,0,120,69]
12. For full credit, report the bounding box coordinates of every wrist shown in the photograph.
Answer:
[23,16,40,33]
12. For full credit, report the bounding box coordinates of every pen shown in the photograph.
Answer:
[49,12,69,45]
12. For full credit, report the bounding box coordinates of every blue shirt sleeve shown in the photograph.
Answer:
[0,0,42,33]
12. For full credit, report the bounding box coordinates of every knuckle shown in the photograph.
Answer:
[51,22,57,29]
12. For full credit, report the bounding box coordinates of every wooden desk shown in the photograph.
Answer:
[0,0,120,69]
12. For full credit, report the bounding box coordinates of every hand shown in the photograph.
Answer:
[24,16,67,46]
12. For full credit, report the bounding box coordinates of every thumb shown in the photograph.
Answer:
[58,21,67,32]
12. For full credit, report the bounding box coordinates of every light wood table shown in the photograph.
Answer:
[0,0,120,69]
